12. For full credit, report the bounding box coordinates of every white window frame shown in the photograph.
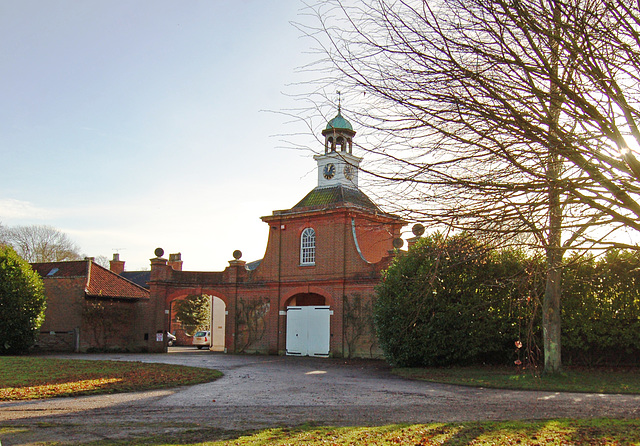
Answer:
[300,227,316,265]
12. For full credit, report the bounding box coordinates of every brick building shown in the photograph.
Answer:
[142,109,406,357]
[31,259,165,352]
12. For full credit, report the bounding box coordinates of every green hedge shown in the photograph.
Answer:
[374,233,535,367]
[562,250,640,366]
[375,234,640,367]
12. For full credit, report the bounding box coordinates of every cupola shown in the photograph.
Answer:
[314,105,362,189]
[321,107,356,154]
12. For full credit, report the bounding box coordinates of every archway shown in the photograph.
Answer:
[169,293,226,351]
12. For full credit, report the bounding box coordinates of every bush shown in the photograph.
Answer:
[562,250,640,366]
[374,233,527,367]
[0,245,46,354]
[375,232,640,368]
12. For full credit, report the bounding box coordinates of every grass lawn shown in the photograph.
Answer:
[0,356,222,400]
[18,419,637,445]
[173,419,640,445]
[394,365,640,394]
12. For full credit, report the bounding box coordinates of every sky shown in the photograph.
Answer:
[0,1,335,271]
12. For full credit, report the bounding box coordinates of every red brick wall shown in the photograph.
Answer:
[80,298,137,351]
[149,205,404,358]
[38,277,85,351]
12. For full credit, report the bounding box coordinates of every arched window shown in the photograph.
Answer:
[300,228,316,265]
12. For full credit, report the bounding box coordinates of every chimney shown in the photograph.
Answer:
[168,253,183,271]
[110,253,125,274]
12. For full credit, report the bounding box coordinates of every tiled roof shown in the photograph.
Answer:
[120,271,151,289]
[293,185,380,211]
[31,260,149,300]
[87,263,149,300]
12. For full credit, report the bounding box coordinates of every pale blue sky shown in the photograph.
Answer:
[1,1,327,270]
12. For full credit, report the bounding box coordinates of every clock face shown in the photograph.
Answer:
[323,163,336,179]
[344,164,355,180]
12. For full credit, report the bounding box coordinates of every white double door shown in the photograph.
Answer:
[286,306,331,357]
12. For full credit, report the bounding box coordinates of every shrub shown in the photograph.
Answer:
[562,250,640,366]
[375,232,640,368]
[374,233,526,367]
[0,245,46,354]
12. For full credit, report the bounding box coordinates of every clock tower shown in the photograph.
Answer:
[147,101,406,359]
[314,107,361,188]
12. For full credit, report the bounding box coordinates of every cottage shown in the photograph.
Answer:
[31,259,162,352]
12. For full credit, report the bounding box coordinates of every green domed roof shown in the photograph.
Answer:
[326,111,353,131]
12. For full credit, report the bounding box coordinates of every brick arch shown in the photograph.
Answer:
[166,288,228,348]
[281,286,333,309]
[286,293,325,307]
[166,288,229,306]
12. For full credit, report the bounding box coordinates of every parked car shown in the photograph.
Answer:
[192,331,211,349]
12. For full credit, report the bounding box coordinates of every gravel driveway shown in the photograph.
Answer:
[1,348,638,444]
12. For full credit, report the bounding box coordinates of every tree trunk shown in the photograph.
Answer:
[543,209,563,373]
[543,2,563,374]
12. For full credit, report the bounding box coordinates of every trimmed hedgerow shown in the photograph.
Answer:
[374,233,539,367]
[375,233,640,368]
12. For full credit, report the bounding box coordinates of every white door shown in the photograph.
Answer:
[286,306,331,357]
[211,296,226,352]
[285,307,306,356]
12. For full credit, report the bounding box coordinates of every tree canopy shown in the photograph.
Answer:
[301,0,640,241]
[174,294,211,335]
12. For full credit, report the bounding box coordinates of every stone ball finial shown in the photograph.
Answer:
[154,247,164,258]
[232,250,242,260]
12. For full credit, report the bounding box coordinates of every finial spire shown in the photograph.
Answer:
[337,90,342,113]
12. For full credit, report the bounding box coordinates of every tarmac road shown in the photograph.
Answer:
[1,348,639,444]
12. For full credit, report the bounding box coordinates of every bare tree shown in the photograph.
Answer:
[0,223,8,246]
[298,0,640,372]
[3,224,82,263]
[93,255,111,269]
